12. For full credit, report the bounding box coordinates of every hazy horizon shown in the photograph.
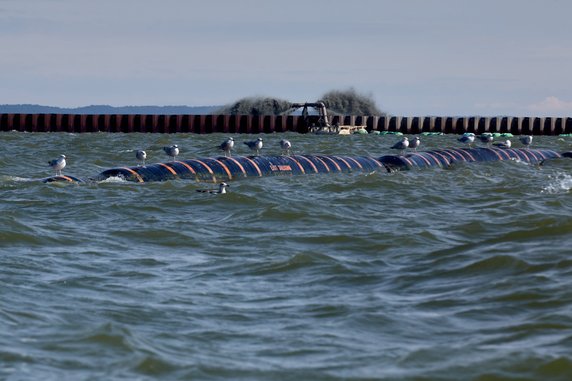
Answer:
[1,0,571,117]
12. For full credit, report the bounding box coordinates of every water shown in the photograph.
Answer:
[1,132,572,381]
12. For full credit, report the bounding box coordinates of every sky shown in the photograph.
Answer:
[1,0,571,116]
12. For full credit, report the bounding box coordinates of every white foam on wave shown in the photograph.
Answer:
[541,173,572,194]
[1,175,34,182]
[98,176,128,184]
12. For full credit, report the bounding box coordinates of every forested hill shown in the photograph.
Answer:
[0,104,221,114]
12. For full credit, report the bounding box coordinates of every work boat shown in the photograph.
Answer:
[290,101,367,135]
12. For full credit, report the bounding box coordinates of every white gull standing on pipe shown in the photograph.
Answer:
[135,150,147,166]
[479,133,494,146]
[458,133,476,147]
[244,138,263,155]
[218,137,235,157]
[163,145,179,161]
[493,139,512,149]
[409,136,420,151]
[48,154,66,176]
[391,137,409,154]
[279,139,292,155]
[520,135,533,148]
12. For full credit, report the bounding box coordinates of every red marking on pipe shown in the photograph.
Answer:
[60,175,74,182]
[516,149,535,162]
[158,163,178,176]
[333,156,353,171]
[441,149,465,162]
[270,164,293,172]
[295,156,318,173]
[368,157,384,168]
[423,152,445,166]
[188,159,214,174]
[313,156,331,172]
[509,149,529,162]
[408,153,433,166]
[532,149,548,161]
[401,156,415,167]
[495,148,512,160]
[288,157,306,174]
[223,157,247,176]
[483,147,505,161]
[187,159,217,182]
[343,156,363,170]
[212,159,233,180]
[242,157,263,176]
[456,148,477,162]
[441,150,463,163]
[175,160,197,175]
[319,156,342,171]
[429,151,452,166]
[122,167,144,183]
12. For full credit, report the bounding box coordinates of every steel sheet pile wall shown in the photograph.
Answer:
[2,114,572,135]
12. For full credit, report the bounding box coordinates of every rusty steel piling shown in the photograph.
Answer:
[1,114,571,135]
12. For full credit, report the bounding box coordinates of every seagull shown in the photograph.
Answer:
[409,136,420,151]
[279,139,292,155]
[479,133,494,146]
[458,133,476,147]
[493,139,512,149]
[244,137,263,155]
[391,137,409,154]
[218,137,234,157]
[520,135,533,148]
[163,144,179,161]
[135,150,147,166]
[48,154,66,176]
[196,182,229,194]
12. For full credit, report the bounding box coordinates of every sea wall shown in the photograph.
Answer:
[1,114,571,135]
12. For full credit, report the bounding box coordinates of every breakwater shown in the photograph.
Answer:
[1,114,571,134]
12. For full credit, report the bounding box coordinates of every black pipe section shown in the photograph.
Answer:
[41,148,567,184]
[41,175,84,183]
[91,155,385,183]
[379,147,561,171]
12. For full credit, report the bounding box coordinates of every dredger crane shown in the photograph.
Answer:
[289,102,365,134]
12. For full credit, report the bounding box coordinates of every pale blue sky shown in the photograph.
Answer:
[1,0,571,116]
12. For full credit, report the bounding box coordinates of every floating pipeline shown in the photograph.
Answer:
[90,154,385,183]
[41,175,84,184]
[379,147,563,171]
[42,148,570,184]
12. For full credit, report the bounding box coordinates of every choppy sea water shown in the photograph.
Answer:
[1,132,572,381]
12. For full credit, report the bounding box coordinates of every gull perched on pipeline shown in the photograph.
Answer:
[479,133,494,146]
[48,154,66,176]
[279,139,292,155]
[520,135,533,147]
[493,139,512,149]
[458,133,476,147]
[135,150,147,166]
[218,137,234,157]
[391,136,409,154]
[409,136,420,151]
[163,144,179,161]
[196,182,229,194]
[244,138,263,155]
